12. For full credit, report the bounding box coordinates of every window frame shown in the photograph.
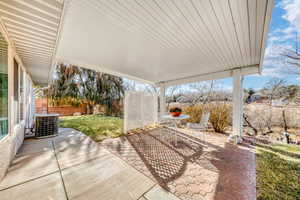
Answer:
[12,58,27,125]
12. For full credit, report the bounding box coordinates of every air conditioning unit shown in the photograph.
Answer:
[35,114,59,138]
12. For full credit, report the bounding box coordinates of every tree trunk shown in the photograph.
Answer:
[282,110,288,132]
[203,81,214,105]
[267,104,273,133]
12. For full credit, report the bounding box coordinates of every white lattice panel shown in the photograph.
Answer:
[124,91,158,132]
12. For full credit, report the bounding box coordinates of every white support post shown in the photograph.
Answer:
[229,69,244,143]
[159,85,166,117]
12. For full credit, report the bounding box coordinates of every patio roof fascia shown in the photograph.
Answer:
[259,0,274,74]
[156,64,259,87]
[53,59,260,88]
[54,57,156,86]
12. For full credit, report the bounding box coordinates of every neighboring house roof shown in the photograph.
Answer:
[253,92,262,96]
[253,92,269,98]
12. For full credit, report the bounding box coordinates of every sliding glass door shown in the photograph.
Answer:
[0,32,8,139]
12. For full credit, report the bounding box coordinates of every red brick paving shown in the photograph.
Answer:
[101,128,256,200]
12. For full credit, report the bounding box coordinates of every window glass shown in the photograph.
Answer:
[0,32,8,139]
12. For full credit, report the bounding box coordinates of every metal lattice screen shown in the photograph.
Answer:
[124,91,158,132]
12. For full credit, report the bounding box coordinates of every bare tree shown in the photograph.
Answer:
[166,86,180,109]
[202,81,215,104]
[261,78,286,133]
[186,81,215,105]
[243,113,258,135]
[123,79,137,91]
[123,79,159,94]
[294,90,300,105]
[144,85,159,94]
[281,109,288,132]
[285,85,299,101]
[284,49,300,73]
[264,78,286,104]
[244,106,270,136]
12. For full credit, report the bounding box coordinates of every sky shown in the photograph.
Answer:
[217,0,300,91]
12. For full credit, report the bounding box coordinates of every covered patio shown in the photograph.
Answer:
[0,0,273,200]
[54,0,273,142]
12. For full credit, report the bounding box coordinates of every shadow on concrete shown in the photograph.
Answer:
[126,128,204,190]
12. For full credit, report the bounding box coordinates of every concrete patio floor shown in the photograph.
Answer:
[0,128,180,200]
[102,128,256,200]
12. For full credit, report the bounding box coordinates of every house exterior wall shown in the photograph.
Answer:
[0,22,35,181]
[0,135,13,181]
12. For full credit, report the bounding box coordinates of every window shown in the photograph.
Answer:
[13,59,19,124]
[13,59,24,124]
[20,67,24,121]
[0,32,8,139]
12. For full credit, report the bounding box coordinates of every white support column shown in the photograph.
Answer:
[229,69,244,143]
[159,84,166,117]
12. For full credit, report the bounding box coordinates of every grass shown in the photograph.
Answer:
[271,144,300,155]
[256,143,300,200]
[59,115,123,141]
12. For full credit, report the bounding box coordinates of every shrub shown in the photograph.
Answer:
[208,103,231,133]
[183,105,204,123]
[49,97,83,107]
[183,103,231,133]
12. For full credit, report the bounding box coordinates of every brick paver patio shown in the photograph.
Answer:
[102,128,256,200]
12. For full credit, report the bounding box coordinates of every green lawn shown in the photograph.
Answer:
[59,115,123,141]
[271,144,300,156]
[256,143,300,200]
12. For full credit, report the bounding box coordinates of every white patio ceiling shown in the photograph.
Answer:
[0,0,63,85]
[55,0,273,86]
[0,0,273,86]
